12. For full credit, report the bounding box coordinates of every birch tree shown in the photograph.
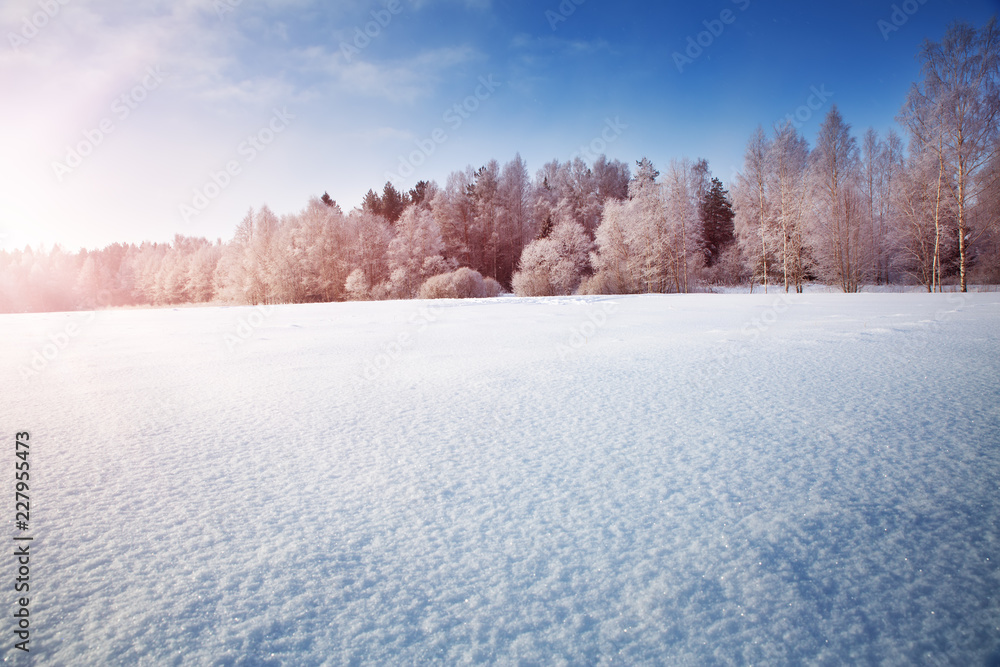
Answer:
[733,126,775,292]
[902,19,1000,291]
[861,128,904,285]
[808,106,866,292]
[498,154,535,287]
[893,150,959,290]
[588,158,700,294]
[770,122,811,292]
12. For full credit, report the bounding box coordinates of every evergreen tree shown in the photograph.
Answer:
[537,214,554,240]
[633,158,660,189]
[408,181,431,207]
[361,189,383,218]
[700,177,736,266]
[381,182,408,224]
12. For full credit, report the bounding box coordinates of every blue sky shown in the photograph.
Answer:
[1,0,997,251]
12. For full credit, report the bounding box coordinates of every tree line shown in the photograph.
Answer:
[0,19,996,313]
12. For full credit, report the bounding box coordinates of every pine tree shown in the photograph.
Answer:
[700,177,735,266]
[381,182,408,224]
[537,214,554,240]
[360,183,409,224]
[361,189,382,218]
[408,181,431,207]
[633,158,660,188]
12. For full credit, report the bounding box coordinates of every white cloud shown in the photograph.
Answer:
[510,33,613,56]
[292,44,479,104]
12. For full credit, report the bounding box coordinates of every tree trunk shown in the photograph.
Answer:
[958,155,968,292]
[933,144,944,293]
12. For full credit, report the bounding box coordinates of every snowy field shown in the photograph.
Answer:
[2,293,999,665]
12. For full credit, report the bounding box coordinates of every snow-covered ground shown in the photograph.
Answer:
[2,293,999,665]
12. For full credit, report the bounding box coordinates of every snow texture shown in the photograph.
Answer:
[2,293,999,665]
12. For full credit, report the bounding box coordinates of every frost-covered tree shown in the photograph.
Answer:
[861,128,904,285]
[346,210,392,292]
[901,18,1000,291]
[497,154,535,287]
[212,206,290,305]
[344,268,370,301]
[186,242,222,303]
[291,197,352,302]
[387,205,451,298]
[733,126,777,292]
[472,160,504,281]
[588,157,701,294]
[74,255,102,306]
[533,158,605,236]
[661,158,705,293]
[214,210,258,304]
[432,167,477,268]
[592,155,631,205]
[770,122,812,292]
[893,148,960,290]
[594,157,668,293]
[587,196,636,294]
[512,204,591,296]
[807,106,867,293]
